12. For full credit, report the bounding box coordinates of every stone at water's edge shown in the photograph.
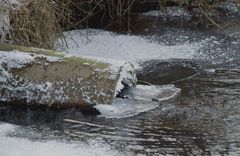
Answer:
[0,44,136,107]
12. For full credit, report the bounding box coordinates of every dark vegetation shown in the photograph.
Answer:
[6,0,239,49]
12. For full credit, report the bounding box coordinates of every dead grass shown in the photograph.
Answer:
[9,0,71,49]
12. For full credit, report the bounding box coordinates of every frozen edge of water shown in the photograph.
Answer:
[95,85,181,119]
[55,29,206,69]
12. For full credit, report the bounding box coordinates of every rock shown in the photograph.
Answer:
[0,44,136,108]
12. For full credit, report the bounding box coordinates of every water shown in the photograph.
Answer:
[1,58,240,155]
[1,11,240,156]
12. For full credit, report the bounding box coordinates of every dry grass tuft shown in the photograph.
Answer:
[9,0,71,49]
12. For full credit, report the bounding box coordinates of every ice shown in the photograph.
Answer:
[0,122,121,156]
[126,85,181,102]
[54,28,200,118]
[94,85,181,118]
[56,29,204,68]
[94,99,160,119]
[114,63,137,97]
[142,7,191,18]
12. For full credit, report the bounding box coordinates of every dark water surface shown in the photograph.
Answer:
[1,59,240,155]
[1,14,240,156]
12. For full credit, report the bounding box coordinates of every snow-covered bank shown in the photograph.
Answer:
[0,123,122,156]
[57,29,205,68]
[0,45,136,107]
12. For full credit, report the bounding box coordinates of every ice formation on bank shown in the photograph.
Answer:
[94,85,181,118]
[56,29,205,68]
[55,29,199,117]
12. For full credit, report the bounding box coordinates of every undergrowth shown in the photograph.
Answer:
[0,0,238,49]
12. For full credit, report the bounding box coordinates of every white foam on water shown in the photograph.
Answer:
[94,85,181,118]
[0,123,122,156]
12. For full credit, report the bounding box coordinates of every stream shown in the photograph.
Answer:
[0,9,240,156]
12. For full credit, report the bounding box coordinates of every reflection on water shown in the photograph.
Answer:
[1,59,240,155]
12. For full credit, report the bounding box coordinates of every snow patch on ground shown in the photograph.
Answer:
[0,122,121,156]
[56,29,205,68]
[0,50,62,70]
[0,51,35,69]
[94,85,181,118]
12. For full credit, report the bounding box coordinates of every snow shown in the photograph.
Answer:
[0,0,21,42]
[0,50,65,104]
[47,52,136,99]
[221,0,240,15]
[94,85,181,118]
[142,2,240,19]
[0,51,35,69]
[54,29,200,118]
[56,29,205,68]
[114,62,137,97]
[0,50,137,105]
[142,7,191,18]
[0,122,121,156]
